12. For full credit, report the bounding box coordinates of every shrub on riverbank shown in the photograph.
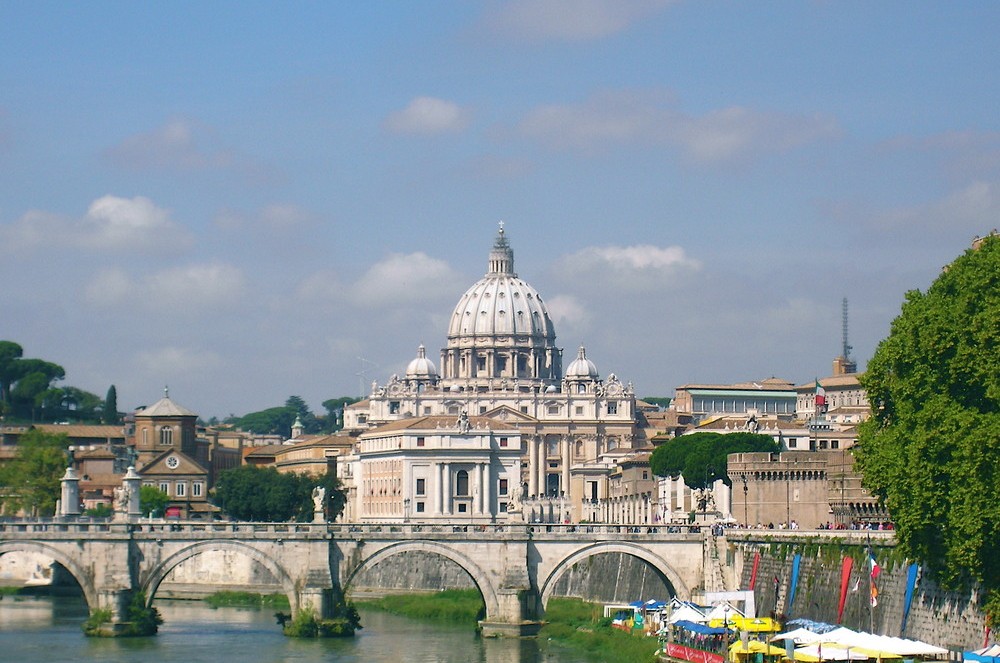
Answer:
[82,591,162,637]
[204,591,290,610]
[282,604,361,638]
[358,590,659,662]
[540,598,660,663]
[355,589,485,625]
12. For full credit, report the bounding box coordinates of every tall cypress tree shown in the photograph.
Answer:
[103,385,119,424]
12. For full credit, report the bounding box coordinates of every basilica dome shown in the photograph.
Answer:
[405,344,439,380]
[446,226,555,341]
[439,224,562,388]
[565,346,599,380]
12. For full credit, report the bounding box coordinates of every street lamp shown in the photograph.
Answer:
[703,466,714,522]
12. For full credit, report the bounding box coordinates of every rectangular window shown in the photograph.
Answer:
[416,502,425,513]
[192,482,203,497]
[575,406,584,415]
[831,440,840,449]
[159,482,169,494]
[787,438,797,448]
[547,405,560,415]
[458,503,468,513]
[500,502,508,513]
[389,401,400,414]
[176,482,186,497]
[416,478,426,496]
[607,401,618,415]
[423,406,431,415]
[499,479,509,495]
[416,436,425,447]
[499,437,508,447]
[479,406,487,414]
[520,406,528,414]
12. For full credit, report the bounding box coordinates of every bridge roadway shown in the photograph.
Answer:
[0,520,706,636]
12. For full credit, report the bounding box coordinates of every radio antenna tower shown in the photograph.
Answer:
[842,297,852,361]
[356,356,379,398]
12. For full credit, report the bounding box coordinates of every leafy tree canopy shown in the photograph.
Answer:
[0,429,69,516]
[103,385,119,424]
[322,396,359,432]
[642,396,672,410]
[0,341,109,424]
[649,431,779,489]
[212,465,345,522]
[226,395,359,436]
[855,235,1000,621]
[139,485,171,518]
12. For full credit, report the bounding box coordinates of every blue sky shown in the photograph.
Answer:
[2,1,998,418]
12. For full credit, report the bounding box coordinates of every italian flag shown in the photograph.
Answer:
[815,379,827,410]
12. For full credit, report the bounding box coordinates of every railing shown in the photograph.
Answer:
[0,518,896,544]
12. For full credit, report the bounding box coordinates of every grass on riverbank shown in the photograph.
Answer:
[357,590,660,663]
[203,591,290,610]
[354,589,485,625]
[541,598,660,663]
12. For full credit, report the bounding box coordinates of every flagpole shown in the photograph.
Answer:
[868,538,875,633]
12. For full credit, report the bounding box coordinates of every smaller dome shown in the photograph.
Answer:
[565,346,599,380]
[406,344,439,379]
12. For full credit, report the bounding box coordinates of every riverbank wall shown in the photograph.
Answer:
[730,534,988,651]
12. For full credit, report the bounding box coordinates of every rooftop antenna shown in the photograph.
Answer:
[356,356,378,398]
[842,297,853,361]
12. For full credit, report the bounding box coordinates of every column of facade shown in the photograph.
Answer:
[473,463,483,515]
[528,437,538,497]
[483,462,492,517]
[537,438,547,496]
[432,462,441,515]
[675,477,685,518]
[561,437,571,498]
[442,464,451,515]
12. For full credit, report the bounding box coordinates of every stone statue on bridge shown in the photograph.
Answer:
[312,486,326,524]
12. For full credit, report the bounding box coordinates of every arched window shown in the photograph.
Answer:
[456,470,469,496]
[160,426,173,446]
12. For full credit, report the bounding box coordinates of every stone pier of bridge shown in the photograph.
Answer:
[0,520,707,636]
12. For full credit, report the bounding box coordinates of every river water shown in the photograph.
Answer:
[0,595,593,663]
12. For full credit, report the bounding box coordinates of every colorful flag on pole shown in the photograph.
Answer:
[869,552,881,579]
[870,581,879,607]
[814,380,827,411]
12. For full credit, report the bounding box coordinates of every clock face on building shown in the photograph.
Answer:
[166,456,179,469]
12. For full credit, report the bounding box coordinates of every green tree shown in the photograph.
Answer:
[103,385,119,424]
[212,465,345,522]
[321,396,358,432]
[855,234,1000,622]
[649,431,779,489]
[36,386,103,423]
[139,485,170,518]
[642,396,672,410]
[0,429,69,516]
[0,340,24,411]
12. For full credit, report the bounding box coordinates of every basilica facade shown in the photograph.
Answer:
[344,224,645,522]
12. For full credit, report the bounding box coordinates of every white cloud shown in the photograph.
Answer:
[545,294,591,329]
[555,244,701,288]
[351,252,462,306]
[485,0,674,42]
[870,180,1000,235]
[104,117,271,180]
[384,97,471,135]
[0,195,191,252]
[517,91,840,164]
[85,262,247,309]
[136,346,223,377]
[215,203,314,232]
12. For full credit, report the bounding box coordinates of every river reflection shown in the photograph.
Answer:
[0,596,591,663]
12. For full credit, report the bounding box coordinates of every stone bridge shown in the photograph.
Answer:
[0,520,708,635]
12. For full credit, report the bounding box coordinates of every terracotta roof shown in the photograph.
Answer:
[795,374,865,391]
[136,396,197,418]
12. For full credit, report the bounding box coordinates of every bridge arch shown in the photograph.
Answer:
[539,542,690,606]
[141,540,299,613]
[0,541,97,610]
[343,541,499,620]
